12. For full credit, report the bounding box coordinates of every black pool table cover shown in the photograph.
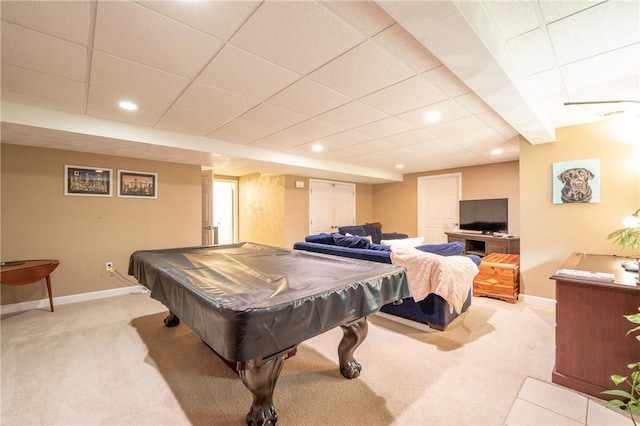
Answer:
[128,242,411,362]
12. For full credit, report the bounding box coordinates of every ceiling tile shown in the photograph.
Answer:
[318,130,372,147]
[381,129,438,146]
[209,119,276,145]
[447,127,505,148]
[360,76,448,115]
[426,116,490,138]
[136,0,260,41]
[538,1,602,23]
[508,28,555,75]
[548,1,640,65]
[238,104,307,131]
[322,1,394,36]
[1,64,86,113]
[230,1,365,75]
[94,1,223,78]
[1,0,91,44]
[484,1,540,39]
[87,85,169,126]
[1,23,87,81]
[527,69,563,99]
[251,118,343,150]
[314,101,386,129]
[396,99,471,127]
[477,111,509,127]
[155,105,230,137]
[309,40,415,98]
[265,79,351,117]
[91,52,189,103]
[454,92,493,114]
[197,45,300,101]
[353,117,414,138]
[176,82,259,119]
[560,44,640,92]
[422,66,471,98]
[373,23,442,73]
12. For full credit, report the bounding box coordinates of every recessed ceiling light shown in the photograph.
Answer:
[424,111,441,122]
[311,143,324,152]
[395,164,404,169]
[491,148,503,155]
[119,101,138,111]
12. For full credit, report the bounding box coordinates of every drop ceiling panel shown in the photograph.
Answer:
[507,28,555,75]
[0,0,91,44]
[91,52,189,103]
[547,1,640,65]
[155,105,230,137]
[373,23,442,73]
[483,1,539,39]
[318,130,373,147]
[354,117,414,138]
[94,1,223,78]
[381,129,438,146]
[322,1,395,37]
[197,45,300,101]
[314,101,387,129]
[310,40,415,98]
[2,24,87,82]
[87,85,170,126]
[136,0,260,41]
[265,79,351,117]
[176,82,259,119]
[230,1,365,75]
[208,119,275,145]
[397,99,471,128]
[360,76,448,115]
[238,104,307,131]
[1,65,86,114]
[454,92,493,115]
[426,116,490,138]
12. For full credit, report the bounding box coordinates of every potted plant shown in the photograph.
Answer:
[601,307,640,425]
[607,209,640,284]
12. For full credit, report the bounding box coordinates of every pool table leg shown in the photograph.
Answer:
[163,311,180,327]
[338,317,368,379]
[237,354,286,426]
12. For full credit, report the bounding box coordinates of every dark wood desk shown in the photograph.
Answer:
[550,253,640,400]
[0,260,59,312]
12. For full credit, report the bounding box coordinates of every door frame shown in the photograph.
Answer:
[417,172,462,243]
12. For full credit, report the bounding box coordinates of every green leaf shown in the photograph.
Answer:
[605,399,626,409]
[611,374,628,385]
[602,389,634,399]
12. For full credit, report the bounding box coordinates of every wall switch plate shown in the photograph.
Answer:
[105,262,113,271]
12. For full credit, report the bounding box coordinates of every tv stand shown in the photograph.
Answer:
[446,232,520,256]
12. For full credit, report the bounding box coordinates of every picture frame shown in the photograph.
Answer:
[64,165,112,196]
[552,158,600,204]
[118,170,157,199]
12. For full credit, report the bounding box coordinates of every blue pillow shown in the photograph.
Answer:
[338,226,367,237]
[332,233,370,249]
[415,242,464,256]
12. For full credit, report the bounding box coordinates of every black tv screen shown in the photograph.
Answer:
[459,198,508,234]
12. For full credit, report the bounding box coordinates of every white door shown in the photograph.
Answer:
[417,173,461,243]
[201,171,214,246]
[213,180,237,245]
[309,180,355,234]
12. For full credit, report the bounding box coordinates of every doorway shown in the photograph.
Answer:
[213,179,237,245]
[417,173,461,243]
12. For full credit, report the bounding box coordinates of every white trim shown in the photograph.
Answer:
[518,293,556,309]
[0,285,148,315]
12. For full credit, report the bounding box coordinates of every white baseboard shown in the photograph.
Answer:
[0,285,149,315]
[519,293,556,309]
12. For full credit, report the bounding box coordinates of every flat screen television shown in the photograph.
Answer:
[459,198,508,234]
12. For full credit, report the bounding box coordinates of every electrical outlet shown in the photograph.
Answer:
[105,262,113,272]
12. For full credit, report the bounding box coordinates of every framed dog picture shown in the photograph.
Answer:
[552,158,600,204]
[118,170,157,198]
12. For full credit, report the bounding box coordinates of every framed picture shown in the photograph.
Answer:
[552,158,600,204]
[118,170,157,198]
[64,165,112,196]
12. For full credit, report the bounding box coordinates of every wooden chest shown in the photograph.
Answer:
[473,253,520,303]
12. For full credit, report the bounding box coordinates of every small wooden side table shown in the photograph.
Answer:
[0,259,60,312]
[473,253,520,303]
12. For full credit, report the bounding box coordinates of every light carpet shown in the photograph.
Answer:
[2,293,557,425]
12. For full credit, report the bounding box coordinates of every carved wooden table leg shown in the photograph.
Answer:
[163,311,180,327]
[338,317,368,379]
[237,354,286,426]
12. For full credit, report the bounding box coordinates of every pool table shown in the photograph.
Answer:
[129,242,410,425]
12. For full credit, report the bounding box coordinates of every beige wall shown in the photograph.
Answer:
[372,161,520,237]
[1,144,201,306]
[238,173,285,247]
[519,119,640,300]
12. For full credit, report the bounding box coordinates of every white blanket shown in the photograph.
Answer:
[390,246,479,314]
